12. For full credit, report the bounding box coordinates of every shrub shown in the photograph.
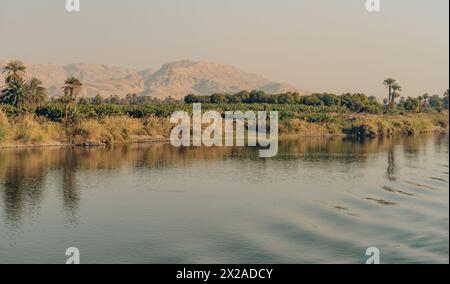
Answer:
[143,116,172,138]
[0,104,22,117]
[11,115,46,144]
[102,116,146,141]
[36,103,66,121]
[71,119,108,145]
[0,110,9,142]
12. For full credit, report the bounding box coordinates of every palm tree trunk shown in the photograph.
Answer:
[65,104,69,124]
[388,86,392,109]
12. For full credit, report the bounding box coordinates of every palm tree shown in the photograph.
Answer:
[444,89,449,109]
[422,93,430,108]
[25,78,47,108]
[62,77,83,122]
[417,95,424,112]
[383,78,396,106]
[62,77,83,103]
[2,60,27,84]
[390,83,402,108]
[1,60,28,108]
[0,78,27,107]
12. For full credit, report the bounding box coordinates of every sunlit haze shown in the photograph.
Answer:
[0,0,448,97]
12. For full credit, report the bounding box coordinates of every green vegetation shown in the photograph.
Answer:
[280,112,449,138]
[0,60,448,147]
[1,60,47,110]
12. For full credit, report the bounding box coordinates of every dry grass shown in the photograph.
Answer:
[280,119,333,137]
[279,112,449,138]
[0,110,9,143]
[68,116,172,145]
[1,111,448,147]
[0,111,67,146]
[143,116,172,139]
[343,112,449,137]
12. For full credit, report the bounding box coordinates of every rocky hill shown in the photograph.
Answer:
[0,60,300,99]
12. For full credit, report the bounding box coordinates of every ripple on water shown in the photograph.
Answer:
[0,135,448,263]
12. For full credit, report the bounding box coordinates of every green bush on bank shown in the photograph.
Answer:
[2,89,448,122]
[2,100,448,125]
[6,102,347,121]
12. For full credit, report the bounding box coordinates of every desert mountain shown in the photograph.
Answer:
[0,60,300,99]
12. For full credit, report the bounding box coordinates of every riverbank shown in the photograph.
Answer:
[280,112,449,138]
[0,110,448,149]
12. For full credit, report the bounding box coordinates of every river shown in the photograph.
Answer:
[0,135,448,263]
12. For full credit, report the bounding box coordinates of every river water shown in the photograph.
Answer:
[0,135,448,264]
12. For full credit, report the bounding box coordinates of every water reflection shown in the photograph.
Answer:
[387,146,397,181]
[62,151,80,223]
[1,135,447,228]
[0,150,48,227]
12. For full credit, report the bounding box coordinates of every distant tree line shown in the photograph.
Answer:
[1,60,448,121]
[183,89,449,114]
[184,91,383,113]
[67,93,181,106]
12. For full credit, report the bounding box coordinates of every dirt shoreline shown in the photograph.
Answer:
[1,130,448,150]
[0,138,172,150]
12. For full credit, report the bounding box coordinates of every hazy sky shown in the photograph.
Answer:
[0,0,448,97]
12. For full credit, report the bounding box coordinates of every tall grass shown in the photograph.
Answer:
[278,112,449,138]
[0,110,448,147]
[67,116,172,146]
[0,110,66,146]
[0,110,9,142]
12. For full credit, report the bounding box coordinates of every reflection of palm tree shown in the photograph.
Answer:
[1,151,47,227]
[387,146,396,181]
[62,151,80,223]
[2,174,26,227]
